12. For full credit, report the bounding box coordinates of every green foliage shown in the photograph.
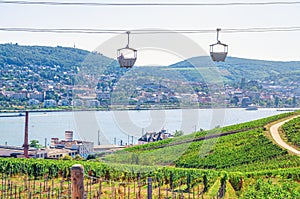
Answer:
[86,154,96,160]
[174,129,294,170]
[1,112,300,197]
[282,117,300,148]
[169,56,300,82]
[0,158,299,198]
[74,154,84,161]
[61,155,72,160]
[218,173,228,198]
[0,43,112,69]
[0,158,219,187]
[29,140,43,149]
[241,179,300,199]
[174,130,184,137]
[105,112,299,171]
[229,173,243,192]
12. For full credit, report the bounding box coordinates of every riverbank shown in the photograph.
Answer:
[1,106,299,114]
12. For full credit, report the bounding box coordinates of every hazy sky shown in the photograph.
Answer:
[1,0,300,65]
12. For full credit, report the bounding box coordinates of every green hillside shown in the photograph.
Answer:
[1,43,300,84]
[0,43,113,68]
[282,116,300,149]
[169,56,300,82]
[104,112,300,172]
[101,112,300,197]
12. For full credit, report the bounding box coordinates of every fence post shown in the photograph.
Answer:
[147,177,152,199]
[71,164,84,199]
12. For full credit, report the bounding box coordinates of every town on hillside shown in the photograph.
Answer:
[0,64,299,110]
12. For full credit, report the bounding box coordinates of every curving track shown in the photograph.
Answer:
[270,116,300,155]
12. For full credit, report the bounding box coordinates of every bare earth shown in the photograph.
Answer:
[270,116,300,155]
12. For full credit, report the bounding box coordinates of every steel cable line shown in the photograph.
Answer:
[1,27,300,34]
[1,0,300,7]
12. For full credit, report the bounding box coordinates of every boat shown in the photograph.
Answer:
[245,105,258,111]
[0,113,25,118]
[138,129,173,144]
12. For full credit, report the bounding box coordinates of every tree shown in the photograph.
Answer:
[30,140,43,149]
[61,155,72,160]
[74,154,84,161]
[174,130,184,137]
[86,154,96,160]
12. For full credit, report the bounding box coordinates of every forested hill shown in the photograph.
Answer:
[0,43,114,69]
[169,56,300,82]
[1,43,300,83]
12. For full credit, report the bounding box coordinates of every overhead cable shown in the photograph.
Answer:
[1,27,300,34]
[1,0,300,7]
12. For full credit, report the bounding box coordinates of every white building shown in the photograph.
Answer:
[28,99,40,106]
[72,99,84,107]
[85,100,99,108]
[51,131,94,158]
[71,141,94,158]
[43,99,57,108]
[29,92,44,102]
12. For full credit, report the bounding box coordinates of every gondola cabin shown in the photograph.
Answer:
[117,47,137,68]
[210,28,228,62]
[117,31,137,68]
[210,42,228,62]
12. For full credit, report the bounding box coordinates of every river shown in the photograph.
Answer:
[0,108,291,146]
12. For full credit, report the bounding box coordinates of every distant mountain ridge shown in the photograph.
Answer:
[0,43,114,69]
[169,56,300,82]
[1,43,300,83]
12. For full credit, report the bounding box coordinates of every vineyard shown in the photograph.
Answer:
[0,111,300,198]
[120,112,296,152]
[282,116,300,149]
[0,158,299,198]
[104,112,300,172]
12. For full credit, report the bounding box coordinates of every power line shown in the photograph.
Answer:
[1,27,300,34]
[1,0,300,7]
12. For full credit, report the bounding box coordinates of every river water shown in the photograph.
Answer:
[0,108,290,146]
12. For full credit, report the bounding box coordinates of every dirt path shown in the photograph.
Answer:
[270,116,300,155]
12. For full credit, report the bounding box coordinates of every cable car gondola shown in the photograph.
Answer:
[210,28,228,62]
[117,31,137,68]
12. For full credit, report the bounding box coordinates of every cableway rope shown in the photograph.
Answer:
[1,0,300,7]
[1,27,300,34]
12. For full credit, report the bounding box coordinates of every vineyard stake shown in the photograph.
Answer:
[71,164,84,199]
[147,177,152,199]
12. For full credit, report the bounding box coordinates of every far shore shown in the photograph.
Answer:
[0,106,299,114]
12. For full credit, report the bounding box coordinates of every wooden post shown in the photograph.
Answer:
[158,181,161,199]
[71,164,84,199]
[127,184,130,199]
[138,173,141,199]
[98,180,102,198]
[147,177,152,199]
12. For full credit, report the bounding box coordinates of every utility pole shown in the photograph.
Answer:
[98,130,100,145]
[132,136,134,145]
[128,134,130,146]
[23,111,29,158]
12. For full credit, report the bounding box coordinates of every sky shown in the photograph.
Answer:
[1,0,300,66]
